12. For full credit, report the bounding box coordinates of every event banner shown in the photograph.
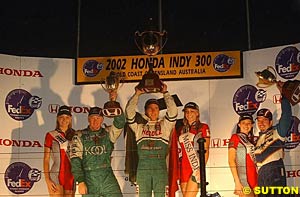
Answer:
[76,51,242,84]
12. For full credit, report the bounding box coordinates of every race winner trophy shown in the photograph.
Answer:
[255,66,300,106]
[101,71,123,117]
[134,27,167,93]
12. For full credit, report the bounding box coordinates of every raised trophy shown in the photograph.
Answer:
[101,71,123,117]
[255,66,300,106]
[134,22,167,93]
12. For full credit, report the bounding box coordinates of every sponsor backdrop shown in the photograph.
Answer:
[0,43,299,196]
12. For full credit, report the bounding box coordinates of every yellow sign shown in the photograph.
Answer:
[76,51,242,84]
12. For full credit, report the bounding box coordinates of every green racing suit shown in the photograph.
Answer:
[69,114,125,197]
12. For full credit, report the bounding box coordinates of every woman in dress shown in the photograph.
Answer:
[43,105,75,196]
[169,102,210,197]
[228,114,257,197]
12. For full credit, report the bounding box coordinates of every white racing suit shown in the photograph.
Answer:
[125,92,178,197]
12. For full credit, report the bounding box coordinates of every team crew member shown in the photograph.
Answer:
[70,103,125,196]
[169,102,210,197]
[254,82,292,197]
[228,114,257,197]
[44,105,75,197]
[125,82,178,197]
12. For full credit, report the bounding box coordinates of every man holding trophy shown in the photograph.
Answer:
[255,67,293,196]
[124,22,178,197]
[69,89,125,196]
[125,82,178,197]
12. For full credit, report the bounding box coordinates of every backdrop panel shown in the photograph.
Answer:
[0,43,299,196]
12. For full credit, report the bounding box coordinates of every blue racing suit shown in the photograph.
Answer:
[254,96,292,197]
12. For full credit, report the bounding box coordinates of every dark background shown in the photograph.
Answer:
[1,0,299,58]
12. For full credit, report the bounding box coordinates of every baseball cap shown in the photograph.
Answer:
[144,99,160,110]
[182,102,199,111]
[238,114,254,123]
[256,108,273,120]
[57,105,72,116]
[88,107,103,116]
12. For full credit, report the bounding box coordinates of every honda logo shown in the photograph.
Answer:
[48,104,60,114]
[48,104,90,114]
[273,94,282,104]
[211,138,221,148]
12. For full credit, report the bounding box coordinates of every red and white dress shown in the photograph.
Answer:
[169,121,210,197]
[228,133,257,189]
[44,130,74,190]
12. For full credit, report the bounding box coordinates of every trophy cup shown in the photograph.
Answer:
[101,71,123,117]
[134,25,167,93]
[255,66,300,106]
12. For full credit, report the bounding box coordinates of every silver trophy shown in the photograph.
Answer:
[255,66,278,88]
[255,66,300,105]
[101,71,123,117]
[134,25,167,93]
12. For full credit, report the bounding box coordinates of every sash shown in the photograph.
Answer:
[179,132,200,183]
[50,130,69,157]
[237,133,256,163]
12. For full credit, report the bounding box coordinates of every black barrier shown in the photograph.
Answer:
[197,137,221,197]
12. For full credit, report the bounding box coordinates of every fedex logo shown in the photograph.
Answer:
[277,64,299,74]
[83,68,98,74]
[7,105,32,115]
[7,179,31,188]
[235,101,258,111]
[214,64,230,69]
